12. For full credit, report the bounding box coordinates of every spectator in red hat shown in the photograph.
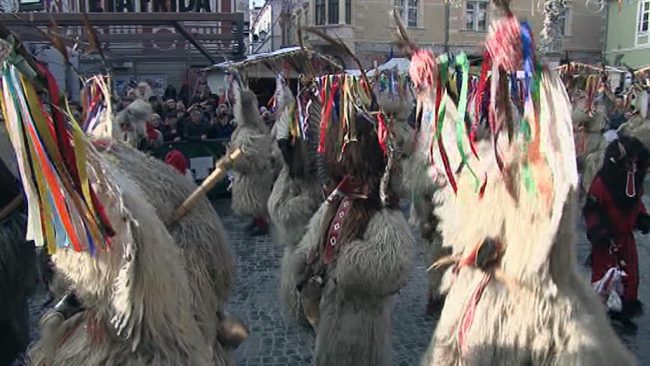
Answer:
[165,150,195,185]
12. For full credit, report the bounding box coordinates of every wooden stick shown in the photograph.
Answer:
[0,195,24,222]
[170,148,242,224]
[426,255,460,272]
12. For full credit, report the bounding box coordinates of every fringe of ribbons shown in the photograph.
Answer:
[0,58,114,256]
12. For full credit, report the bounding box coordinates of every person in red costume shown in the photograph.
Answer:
[584,136,650,321]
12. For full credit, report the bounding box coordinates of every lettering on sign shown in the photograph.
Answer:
[87,0,218,13]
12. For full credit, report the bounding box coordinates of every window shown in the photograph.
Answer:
[638,0,650,45]
[394,0,418,27]
[315,0,325,25]
[558,7,571,36]
[345,0,352,24]
[282,23,292,46]
[328,0,339,24]
[465,0,488,32]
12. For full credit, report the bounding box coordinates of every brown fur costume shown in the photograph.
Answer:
[289,110,414,366]
[418,68,634,365]
[228,83,274,218]
[267,79,322,326]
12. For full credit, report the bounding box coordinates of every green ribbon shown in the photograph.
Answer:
[454,53,479,191]
[435,54,448,140]
[520,62,543,195]
[2,36,38,81]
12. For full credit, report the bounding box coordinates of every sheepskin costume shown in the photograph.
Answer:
[228,81,274,219]
[405,125,447,312]
[619,112,650,148]
[582,96,650,200]
[0,128,37,366]
[100,99,154,150]
[572,107,607,201]
[375,72,416,199]
[573,107,606,162]
[289,79,414,365]
[5,81,238,364]
[412,17,635,365]
[134,81,153,102]
[26,140,238,366]
[267,77,322,326]
[269,75,294,179]
[376,71,448,311]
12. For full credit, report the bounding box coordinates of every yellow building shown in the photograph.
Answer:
[254,0,606,68]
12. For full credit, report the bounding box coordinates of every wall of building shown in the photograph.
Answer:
[250,0,284,53]
[604,1,650,68]
[301,0,604,68]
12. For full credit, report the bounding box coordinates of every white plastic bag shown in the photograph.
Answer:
[606,291,623,313]
[603,130,618,144]
[593,267,626,312]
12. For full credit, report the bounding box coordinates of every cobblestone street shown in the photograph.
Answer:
[20,198,650,365]
[214,197,650,365]
[214,200,435,366]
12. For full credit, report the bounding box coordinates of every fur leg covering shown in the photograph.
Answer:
[29,164,215,365]
[268,167,320,326]
[28,144,236,366]
[229,87,274,218]
[291,207,414,366]
[0,211,37,366]
[100,144,236,364]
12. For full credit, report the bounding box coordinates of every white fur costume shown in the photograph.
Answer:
[26,111,236,365]
[419,69,634,365]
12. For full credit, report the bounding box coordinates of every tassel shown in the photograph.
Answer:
[485,15,522,73]
[410,49,437,90]
[626,166,637,198]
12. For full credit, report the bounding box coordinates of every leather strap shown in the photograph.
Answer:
[323,196,353,265]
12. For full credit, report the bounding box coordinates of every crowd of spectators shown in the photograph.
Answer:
[118,83,239,143]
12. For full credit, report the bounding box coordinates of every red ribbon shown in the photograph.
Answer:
[376,112,388,155]
[37,64,115,240]
[37,63,79,182]
[318,77,339,154]
[471,52,492,160]
[437,117,457,194]
[457,272,492,356]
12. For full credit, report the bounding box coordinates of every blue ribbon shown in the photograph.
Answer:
[520,21,534,100]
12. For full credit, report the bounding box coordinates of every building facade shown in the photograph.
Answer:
[252,0,606,69]
[604,0,650,68]
[250,0,306,54]
[3,0,245,100]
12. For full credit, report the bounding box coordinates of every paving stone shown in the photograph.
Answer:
[17,197,650,365]
[214,199,436,365]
